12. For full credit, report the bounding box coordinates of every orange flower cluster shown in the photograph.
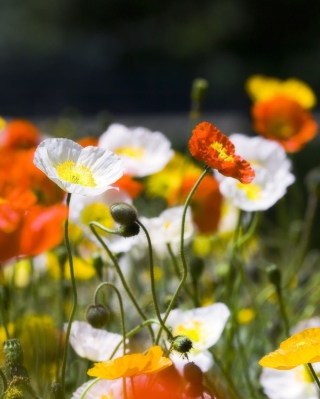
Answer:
[0,119,67,262]
[189,122,255,184]
[247,75,318,152]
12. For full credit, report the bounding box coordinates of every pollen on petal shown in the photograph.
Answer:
[56,160,96,187]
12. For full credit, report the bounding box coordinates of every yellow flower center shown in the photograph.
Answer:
[115,146,144,159]
[237,182,262,200]
[174,320,203,343]
[210,142,234,162]
[81,203,114,230]
[56,160,96,187]
[270,120,294,139]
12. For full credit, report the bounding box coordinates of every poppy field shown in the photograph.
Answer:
[0,75,320,399]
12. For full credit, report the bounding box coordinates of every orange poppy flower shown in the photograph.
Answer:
[77,136,99,147]
[252,95,318,152]
[0,119,41,150]
[259,328,320,370]
[189,122,255,184]
[114,175,144,199]
[87,346,172,379]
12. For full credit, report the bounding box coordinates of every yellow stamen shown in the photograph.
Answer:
[56,160,96,187]
[210,142,234,162]
[115,146,144,159]
[174,320,203,343]
[237,182,262,200]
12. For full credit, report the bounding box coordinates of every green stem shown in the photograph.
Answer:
[155,166,210,344]
[93,282,126,355]
[0,368,7,394]
[166,243,197,305]
[89,222,155,343]
[137,220,173,340]
[307,363,320,390]
[275,285,290,338]
[0,289,9,340]
[60,193,77,396]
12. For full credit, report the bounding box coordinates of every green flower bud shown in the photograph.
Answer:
[117,222,140,237]
[266,264,281,287]
[92,252,104,279]
[50,383,64,399]
[306,167,320,197]
[171,335,193,358]
[110,203,138,226]
[3,339,24,368]
[190,78,209,104]
[9,364,29,381]
[189,257,205,281]
[86,303,110,328]
[183,362,203,385]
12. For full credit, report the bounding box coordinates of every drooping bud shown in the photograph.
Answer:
[189,257,205,281]
[86,303,110,328]
[183,362,203,385]
[117,222,140,237]
[3,339,24,368]
[110,203,138,226]
[190,78,209,105]
[266,264,281,287]
[171,335,193,358]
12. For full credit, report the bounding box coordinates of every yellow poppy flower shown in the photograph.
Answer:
[87,346,172,379]
[259,328,320,370]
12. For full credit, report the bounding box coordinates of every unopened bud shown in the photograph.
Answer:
[183,362,203,385]
[306,167,320,197]
[3,339,24,367]
[117,222,140,237]
[190,79,209,104]
[171,335,193,357]
[86,303,110,328]
[189,257,205,281]
[110,203,138,226]
[266,264,281,287]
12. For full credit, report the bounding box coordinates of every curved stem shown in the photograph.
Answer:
[155,166,210,344]
[93,282,126,355]
[89,222,155,343]
[308,363,320,390]
[137,220,173,340]
[60,193,77,396]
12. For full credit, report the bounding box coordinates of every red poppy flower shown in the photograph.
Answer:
[252,95,318,152]
[189,122,255,184]
[0,119,41,150]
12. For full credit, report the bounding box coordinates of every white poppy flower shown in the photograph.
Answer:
[98,123,174,177]
[165,303,230,372]
[69,189,136,253]
[135,206,195,258]
[215,134,295,211]
[67,321,125,361]
[34,138,124,196]
[71,379,120,399]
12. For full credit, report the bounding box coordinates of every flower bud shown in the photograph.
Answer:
[92,252,104,279]
[183,362,203,385]
[171,335,193,357]
[306,167,320,197]
[190,78,209,105]
[3,339,24,367]
[266,264,281,287]
[117,222,140,237]
[9,364,29,380]
[189,257,205,281]
[86,303,110,328]
[110,203,138,226]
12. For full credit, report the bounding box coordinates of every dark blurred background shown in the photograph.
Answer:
[1,0,320,117]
